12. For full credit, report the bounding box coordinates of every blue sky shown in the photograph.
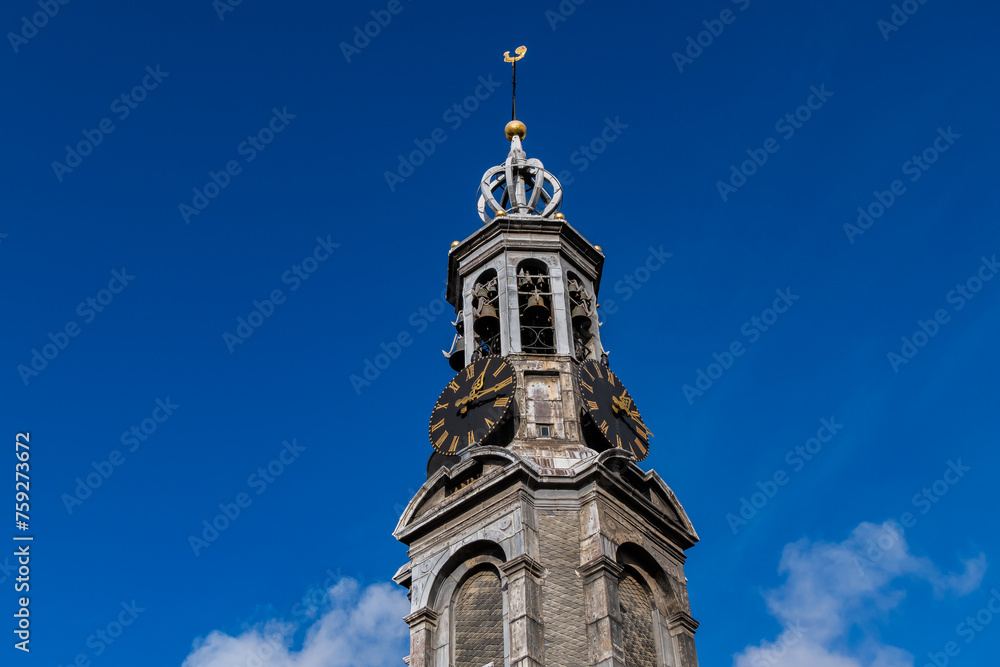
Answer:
[3,0,999,665]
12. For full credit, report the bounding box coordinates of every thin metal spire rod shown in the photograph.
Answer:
[512,59,517,120]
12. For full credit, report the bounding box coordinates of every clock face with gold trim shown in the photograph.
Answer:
[428,355,517,455]
[578,360,652,461]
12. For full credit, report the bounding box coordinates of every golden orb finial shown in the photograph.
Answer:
[553,212,565,219]
[494,209,507,217]
[505,120,526,141]
[450,240,460,248]
[595,245,603,253]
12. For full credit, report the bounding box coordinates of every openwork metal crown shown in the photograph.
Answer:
[477,135,564,223]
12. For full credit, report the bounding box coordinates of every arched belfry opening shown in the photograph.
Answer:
[516,259,555,355]
[472,269,501,357]
[567,271,597,360]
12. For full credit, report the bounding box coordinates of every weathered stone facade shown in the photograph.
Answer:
[394,443,700,667]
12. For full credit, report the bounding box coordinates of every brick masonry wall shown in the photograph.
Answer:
[539,509,589,666]
[454,569,505,667]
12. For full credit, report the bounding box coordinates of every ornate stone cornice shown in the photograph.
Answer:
[577,555,624,581]
[403,607,440,629]
[500,554,545,579]
[666,611,700,635]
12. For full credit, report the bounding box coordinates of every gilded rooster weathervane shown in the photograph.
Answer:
[503,45,527,120]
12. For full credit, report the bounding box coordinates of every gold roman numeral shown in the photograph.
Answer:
[484,418,495,430]
[495,376,513,390]
[435,402,448,410]
[616,434,622,448]
[586,400,599,411]
[585,367,595,380]
[595,365,603,378]
[492,364,505,377]
[493,396,509,408]
[581,381,594,393]
[448,435,460,453]
[634,437,647,455]
[448,380,459,391]
[435,431,449,448]
[431,418,445,431]
[467,430,476,446]
[599,420,609,435]
[608,373,615,387]
[465,366,475,380]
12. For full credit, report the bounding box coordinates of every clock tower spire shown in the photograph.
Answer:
[394,49,702,667]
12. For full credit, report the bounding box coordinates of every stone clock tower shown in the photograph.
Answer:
[393,111,701,667]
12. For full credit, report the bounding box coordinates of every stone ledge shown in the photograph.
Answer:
[667,610,700,635]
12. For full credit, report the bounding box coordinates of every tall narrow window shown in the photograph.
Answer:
[454,569,505,667]
[567,272,595,360]
[516,260,555,354]
[620,571,657,667]
[472,270,501,356]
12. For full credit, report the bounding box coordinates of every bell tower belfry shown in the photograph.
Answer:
[393,48,701,667]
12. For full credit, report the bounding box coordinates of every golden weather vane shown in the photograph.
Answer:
[503,46,527,121]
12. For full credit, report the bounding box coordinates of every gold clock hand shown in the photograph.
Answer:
[455,367,490,411]
[457,378,513,413]
[627,409,653,438]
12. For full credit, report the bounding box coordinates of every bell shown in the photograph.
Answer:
[572,303,592,331]
[523,290,549,322]
[474,302,500,337]
[449,336,466,372]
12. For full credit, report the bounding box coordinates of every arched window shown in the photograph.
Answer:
[567,271,595,360]
[516,259,555,354]
[471,270,500,356]
[620,570,657,667]
[454,568,505,667]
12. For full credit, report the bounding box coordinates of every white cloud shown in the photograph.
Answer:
[183,578,410,667]
[734,520,987,667]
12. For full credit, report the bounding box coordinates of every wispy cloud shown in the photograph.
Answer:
[183,578,409,667]
[734,521,987,667]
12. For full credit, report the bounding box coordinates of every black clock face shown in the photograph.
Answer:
[578,360,652,461]
[428,355,517,455]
